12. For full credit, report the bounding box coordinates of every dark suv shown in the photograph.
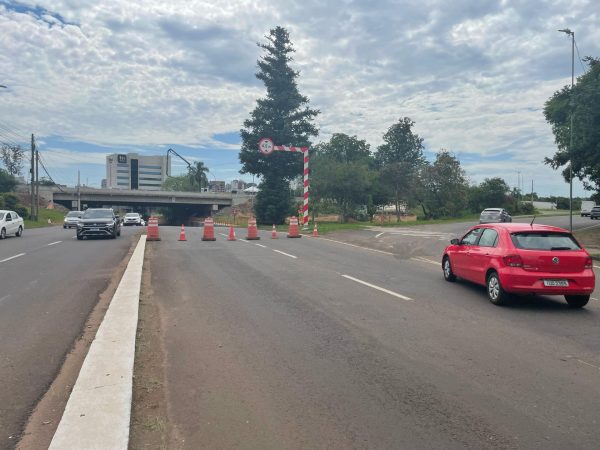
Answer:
[76,208,121,240]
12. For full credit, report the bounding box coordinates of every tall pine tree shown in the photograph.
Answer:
[239,26,319,224]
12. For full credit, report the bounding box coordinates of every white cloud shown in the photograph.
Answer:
[0,0,598,195]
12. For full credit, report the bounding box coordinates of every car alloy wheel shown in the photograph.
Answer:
[487,272,508,306]
[0,228,5,239]
[16,226,22,237]
[443,257,456,282]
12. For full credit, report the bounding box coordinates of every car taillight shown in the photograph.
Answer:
[503,254,523,267]
[584,257,593,269]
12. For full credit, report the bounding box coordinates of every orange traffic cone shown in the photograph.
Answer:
[178,224,187,241]
[271,224,277,239]
[228,224,236,241]
[312,223,319,237]
[202,217,216,241]
[287,217,301,238]
[246,217,260,240]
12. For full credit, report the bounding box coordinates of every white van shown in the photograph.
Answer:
[580,201,596,217]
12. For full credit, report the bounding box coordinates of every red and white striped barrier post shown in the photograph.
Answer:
[259,138,310,228]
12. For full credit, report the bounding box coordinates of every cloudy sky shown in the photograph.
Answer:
[0,0,598,196]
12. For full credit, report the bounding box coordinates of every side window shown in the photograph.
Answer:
[479,229,499,247]
[6,213,12,221]
[461,228,483,246]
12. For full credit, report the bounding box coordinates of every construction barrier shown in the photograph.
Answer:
[271,224,277,239]
[146,217,160,241]
[228,224,236,241]
[287,217,301,238]
[202,217,216,241]
[312,224,319,237]
[246,217,260,240]
[178,224,187,241]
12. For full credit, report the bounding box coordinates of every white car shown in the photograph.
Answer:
[0,210,25,239]
[123,212,143,226]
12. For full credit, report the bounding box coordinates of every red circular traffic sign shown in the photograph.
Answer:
[258,138,274,155]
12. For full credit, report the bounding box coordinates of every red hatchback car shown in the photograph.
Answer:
[442,223,595,308]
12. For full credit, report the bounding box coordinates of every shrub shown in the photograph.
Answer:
[2,193,18,210]
[15,206,28,219]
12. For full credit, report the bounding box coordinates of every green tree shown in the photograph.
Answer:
[239,26,319,224]
[312,134,375,222]
[0,168,17,192]
[468,177,511,212]
[544,57,600,196]
[375,118,426,220]
[0,144,25,176]
[188,161,209,191]
[162,174,195,192]
[419,150,469,218]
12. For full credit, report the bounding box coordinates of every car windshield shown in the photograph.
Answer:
[67,211,81,217]
[511,232,581,251]
[82,210,113,219]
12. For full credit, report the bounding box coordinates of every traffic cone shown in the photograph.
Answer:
[312,223,319,237]
[178,224,187,241]
[228,224,236,241]
[202,217,216,241]
[271,224,277,239]
[246,217,260,240]
[287,217,301,238]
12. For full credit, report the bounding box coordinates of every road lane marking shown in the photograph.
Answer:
[0,253,26,263]
[411,256,440,266]
[318,237,394,256]
[255,243,267,248]
[375,232,385,238]
[591,297,599,302]
[0,294,10,304]
[218,233,228,237]
[576,359,600,371]
[576,222,600,231]
[238,239,250,244]
[594,265,600,269]
[341,275,413,301]
[273,249,297,259]
[47,241,62,246]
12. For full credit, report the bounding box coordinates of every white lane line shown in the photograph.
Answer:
[0,294,10,305]
[238,238,250,244]
[594,265,600,269]
[411,256,439,266]
[273,249,297,259]
[255,243,267,248]
[591,297,599,302]
[577,359,600,371]
[0,253,26,263]
[576,222,600,231]
[47,241,62,246]
[318,237,394,256]
[341,274,413,301]
[375,232,385,238]
[218,233,228,237]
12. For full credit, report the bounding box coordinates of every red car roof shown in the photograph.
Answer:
[474,223,569,233]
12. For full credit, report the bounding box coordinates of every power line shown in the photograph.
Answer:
[573,38,586,73]
[37,150,66,192]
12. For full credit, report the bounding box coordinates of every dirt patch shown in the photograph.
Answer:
[16,236,141,450]
[129,244,180,450]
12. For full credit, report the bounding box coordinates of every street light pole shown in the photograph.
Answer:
[559,28,575,232]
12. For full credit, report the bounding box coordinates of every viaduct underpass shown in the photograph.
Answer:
[52,188,235,225]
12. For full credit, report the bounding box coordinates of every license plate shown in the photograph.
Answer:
[543,279,569,287]
[90,228,100,231]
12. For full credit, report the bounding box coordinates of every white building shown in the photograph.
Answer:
[106,153,169,190]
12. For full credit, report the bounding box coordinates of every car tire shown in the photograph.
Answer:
[0,228,5,239]
[77,234,83,240]
[487,271,508,306]
[117,229,121,237]
[442,256,456,282]
[16,226,22,237]
[565,295,590,308]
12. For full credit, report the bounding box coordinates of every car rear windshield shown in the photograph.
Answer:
[125,213,139,217]
[510,232,581,251]
[83,210,113,219]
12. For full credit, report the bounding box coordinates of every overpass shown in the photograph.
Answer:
[52,187,235,219]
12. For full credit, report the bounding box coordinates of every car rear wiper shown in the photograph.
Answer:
[550,247,572,251]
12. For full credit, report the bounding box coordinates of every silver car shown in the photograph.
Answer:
[63,210,83,229]
[479,208,512,224]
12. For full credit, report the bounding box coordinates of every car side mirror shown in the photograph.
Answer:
[451,238,460,245]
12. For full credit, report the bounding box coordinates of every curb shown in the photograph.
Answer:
[49,235,147,450]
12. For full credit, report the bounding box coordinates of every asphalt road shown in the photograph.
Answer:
[0,225,138,449]
[149,225,599,449]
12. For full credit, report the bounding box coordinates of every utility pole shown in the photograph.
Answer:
[531,180,534,204]
[35,149,39,219]
[77,170,81,211]
[30,134,36,221]
[559,28,575,232]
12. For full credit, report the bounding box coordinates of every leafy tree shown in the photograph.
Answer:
[544,57,600,196]
[312,134,375,222]
[3,193,18,209]
[188,161,209,191]
[468,177,511,212]
[1,144,25,176]
[162,175,195,192]
[0,168,17,192]
[239,26,319,224]
[375,118,426,220]
[419,150,469,218]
